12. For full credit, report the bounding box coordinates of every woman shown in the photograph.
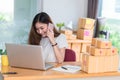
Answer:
[28,12,68,63]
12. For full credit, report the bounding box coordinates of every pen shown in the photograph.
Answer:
[61,66,68,70]
[2,72,17,74]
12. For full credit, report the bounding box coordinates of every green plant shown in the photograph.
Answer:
[0,49,2,55]
[0,49,7,55]
[56,22,65,31]
[0,13,7,22]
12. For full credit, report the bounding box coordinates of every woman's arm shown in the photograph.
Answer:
[47,28,66,63]
[48,37,65,63]
[52,43,65,63]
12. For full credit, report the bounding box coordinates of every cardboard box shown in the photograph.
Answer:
[71,43,81,62]
[77,29,93,40]
[96,39,112,48]
[79,53,84,65]
[91,38,99,46]
[104,55,119,72]
[90,46,106,56]
[78,18,95,30]
[82,53,100,73]
[97,56,105,72]
[60,30,73,35]
[106,47,118,55]
[65,35,71,40]
[69,34,77,40]
[81,43,91,53]
[86,45,91,53]
[71,43,81,53]
[82,53,119,73]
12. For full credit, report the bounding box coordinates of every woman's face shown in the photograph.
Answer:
[35,22,48,37]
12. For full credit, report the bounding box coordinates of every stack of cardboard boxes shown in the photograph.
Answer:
[81,38,119,73]
[77,18,95,40]
[77,18,96,62]
[60,18,96,62]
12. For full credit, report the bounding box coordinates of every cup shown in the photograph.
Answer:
[1,55,9,66]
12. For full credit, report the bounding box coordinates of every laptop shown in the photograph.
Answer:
[5,43,54,70]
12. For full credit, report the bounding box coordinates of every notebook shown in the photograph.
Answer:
[5,43,54,70]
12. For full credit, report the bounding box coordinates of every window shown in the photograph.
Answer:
[100,0,120,52]
[0,0,14,21]
[115,0,120,13]
[0,0,39,49]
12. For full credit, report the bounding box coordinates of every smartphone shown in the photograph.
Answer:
[48,23,54,32]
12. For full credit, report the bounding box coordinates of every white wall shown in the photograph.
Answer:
[13,0,88,30]
[42,0,88,30]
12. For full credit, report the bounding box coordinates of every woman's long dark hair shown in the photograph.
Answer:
[28,12,60,45]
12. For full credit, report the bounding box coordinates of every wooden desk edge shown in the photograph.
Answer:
[3,70,120,80]
[2,62,120,80]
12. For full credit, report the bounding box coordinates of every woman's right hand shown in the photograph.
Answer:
[47,23,56,44]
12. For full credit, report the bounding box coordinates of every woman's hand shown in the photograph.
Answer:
[47,23,56,44]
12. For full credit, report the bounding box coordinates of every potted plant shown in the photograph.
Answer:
[0,49,2,64]
[56,22,65,31]
[0,49,9,66]
[0,49,2,55]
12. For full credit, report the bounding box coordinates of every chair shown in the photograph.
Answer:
[64,49,76,62]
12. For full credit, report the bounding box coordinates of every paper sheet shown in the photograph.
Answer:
[52,65,81,73]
